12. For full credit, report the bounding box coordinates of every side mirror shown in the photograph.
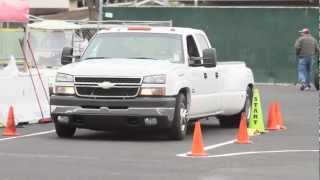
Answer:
[203,48,217,67]
[189,56,202,67]
[61,47,73,65]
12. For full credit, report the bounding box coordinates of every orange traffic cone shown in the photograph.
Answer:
[267,102,280,130]
[274,101,287,130]
[2,106,19,136]
[188,121,207,156]
[236,112,251,144]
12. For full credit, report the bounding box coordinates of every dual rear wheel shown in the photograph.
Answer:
[218,86,253,128]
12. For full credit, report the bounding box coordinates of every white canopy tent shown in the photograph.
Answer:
[28,20,81,30]
[0,20,81,126]
[27,20,81,68]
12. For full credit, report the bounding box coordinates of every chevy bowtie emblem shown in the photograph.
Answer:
[98,81,115,89]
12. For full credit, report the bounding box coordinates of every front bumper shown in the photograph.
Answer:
[50,95,176,130]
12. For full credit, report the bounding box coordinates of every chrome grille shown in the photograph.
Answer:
[75,77,141,84]
[74,76,141,98]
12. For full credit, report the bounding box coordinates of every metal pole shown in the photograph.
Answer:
[194,0,198,6]
[18,39,45,121]
[26,40,49,102]
[99,0,103,21]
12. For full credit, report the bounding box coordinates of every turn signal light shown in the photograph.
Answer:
[140,87,165,96]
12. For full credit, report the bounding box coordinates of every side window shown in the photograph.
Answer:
[195,34,210,52]
[186,35,200,58]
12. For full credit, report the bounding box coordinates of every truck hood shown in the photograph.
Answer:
[58,59,182,77]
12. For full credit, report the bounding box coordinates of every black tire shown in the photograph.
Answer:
[218,86,253,128]
[54,118,76,138]
[169,93,188,140]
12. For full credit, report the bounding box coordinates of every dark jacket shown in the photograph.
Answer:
[294,34,319,57]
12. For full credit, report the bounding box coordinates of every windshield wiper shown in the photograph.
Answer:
[84,57,111,60]
[127,57,159,60]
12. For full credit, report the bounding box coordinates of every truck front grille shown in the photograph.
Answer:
[74,76,141,98]
[75,77,141,84]
[76,87,139,97]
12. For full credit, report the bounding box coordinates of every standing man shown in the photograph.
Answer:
[294,28,319,91]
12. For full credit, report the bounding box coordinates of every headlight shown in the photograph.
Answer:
[143,75,166,84]
[55,86,75,95]
[140,87,165,96]
[56,73,74,82]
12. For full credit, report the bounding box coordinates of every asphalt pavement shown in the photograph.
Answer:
[0,85,318,180]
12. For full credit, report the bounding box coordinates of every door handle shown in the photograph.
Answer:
[204,72,208,79]
[215,72,219,78]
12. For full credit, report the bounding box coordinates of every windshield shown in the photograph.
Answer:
[81,32,184,63]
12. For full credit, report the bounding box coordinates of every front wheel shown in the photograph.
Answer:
[54,117,76,138]
[169,93,188,140]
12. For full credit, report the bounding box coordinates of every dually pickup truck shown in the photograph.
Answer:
[50,26,254,140]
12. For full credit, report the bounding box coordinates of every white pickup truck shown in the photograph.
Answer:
[50,26,254,140]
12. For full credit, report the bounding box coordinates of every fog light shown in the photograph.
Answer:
[144,117,157,126]
[57,116,69,124]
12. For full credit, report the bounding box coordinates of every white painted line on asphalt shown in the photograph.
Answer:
[203,140,236,151]
[176,139,236,157]
[178,149,319,158]
[0,152,98,160]
[0,130,55,142]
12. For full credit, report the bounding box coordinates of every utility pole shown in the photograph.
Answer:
[86,0,101,20]
[99,0,103,21]
[87,0,95,20]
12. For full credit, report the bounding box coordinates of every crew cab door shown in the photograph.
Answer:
[186,35,213,117]
[194,33,221,115]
